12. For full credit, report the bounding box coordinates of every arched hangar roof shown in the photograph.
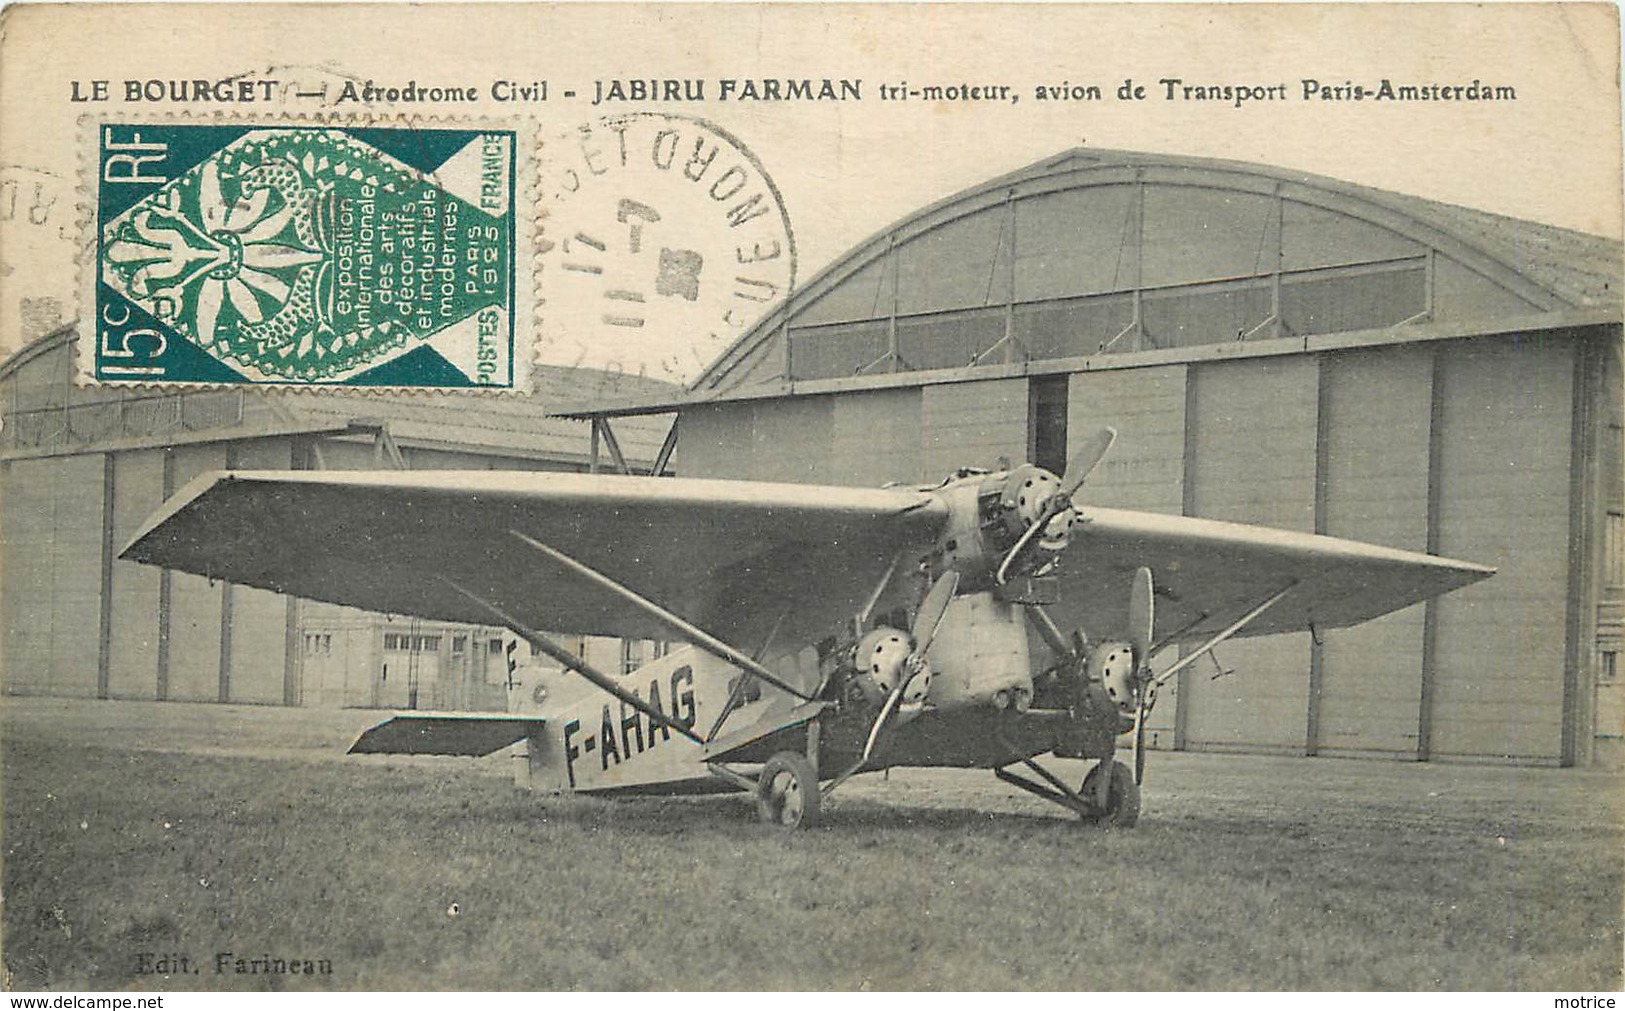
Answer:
[689,147,1621,399]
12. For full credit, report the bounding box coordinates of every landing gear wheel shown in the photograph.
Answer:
[1081,759,1140,827]
[757,752,821,829]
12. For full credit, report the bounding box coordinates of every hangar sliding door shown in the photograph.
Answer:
[1430,335,1574,761]
[1066,365,1188,750]
[1316,347,1433,756]
[225,440,292,704]
[679,398,835,484]
[3,454,104,696]
[831,388,922,487]
[678,403,756,481]
[3,457,57,694]
[1182,357,1318,752]
[165,444,227,701]
[108,449,165,698]
[921,379,1027,479]
[747,396,833,485]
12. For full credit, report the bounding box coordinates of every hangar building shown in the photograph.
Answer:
[0,329,670,711]
[576,149,1624,767]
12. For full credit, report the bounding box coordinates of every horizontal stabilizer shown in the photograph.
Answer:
[349,714,546,756]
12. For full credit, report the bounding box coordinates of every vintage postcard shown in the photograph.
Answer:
[1,2,1620,995]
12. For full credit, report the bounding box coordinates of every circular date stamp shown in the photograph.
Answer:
[539,113,796,383]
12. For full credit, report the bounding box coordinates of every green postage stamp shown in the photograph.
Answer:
[91,123,520,388]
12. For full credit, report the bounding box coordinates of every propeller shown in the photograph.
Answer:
[911,570,960,656]
[996,428,1117,585]
[1128,565,1155,786]
[832,570,963,798]
[1060,426,1119,499]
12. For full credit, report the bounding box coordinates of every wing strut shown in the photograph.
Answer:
[438,576,706,746]
[507,530,817,703]
[1131,579,1299,786]
[1147,580,1299,692]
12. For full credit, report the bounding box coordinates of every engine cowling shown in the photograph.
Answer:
[930,465,1081,592]
[1084,641,1140,714]
[848,627,932,708]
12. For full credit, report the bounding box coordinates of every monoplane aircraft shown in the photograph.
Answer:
[122,429,1492,827]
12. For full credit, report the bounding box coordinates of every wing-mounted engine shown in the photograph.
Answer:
[823,626,932,715]
[1033,635,1142,722]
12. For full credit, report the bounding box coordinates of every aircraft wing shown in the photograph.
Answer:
[1052,507,1495,645]
[121,470,948,654]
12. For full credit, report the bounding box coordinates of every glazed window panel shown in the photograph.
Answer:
[1281,200,1425,272]
[1013,186,1138,301]
[791,256,893,327]
[895,209,1011,315]
[1280,265,1426,336]
[1141,284,1274,350]
[1141,188,1277,288]
[1012,294,1136,359]
[787,320,889,380]
[895,308,1004,371]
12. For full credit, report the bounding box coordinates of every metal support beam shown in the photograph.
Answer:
[506,530,815,703]
[652,416,680,477]
[439,576,706,746]
[1418,346,1446,762]
[597,418,633,476]
[96,453,115,699]
[155,448,174,702]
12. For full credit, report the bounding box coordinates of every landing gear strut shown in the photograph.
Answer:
[994,754,1141,827]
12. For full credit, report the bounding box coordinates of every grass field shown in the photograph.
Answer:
[3,696,1621,991]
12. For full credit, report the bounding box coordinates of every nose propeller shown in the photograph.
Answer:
[996,427,1117,585]
[1128,565,1155,786]
[911,569,960,657]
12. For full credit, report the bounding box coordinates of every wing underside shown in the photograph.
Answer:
[121,470,949,654]
[1052,507,1495,644]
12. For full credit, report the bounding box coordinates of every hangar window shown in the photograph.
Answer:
[384,634,440,651]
